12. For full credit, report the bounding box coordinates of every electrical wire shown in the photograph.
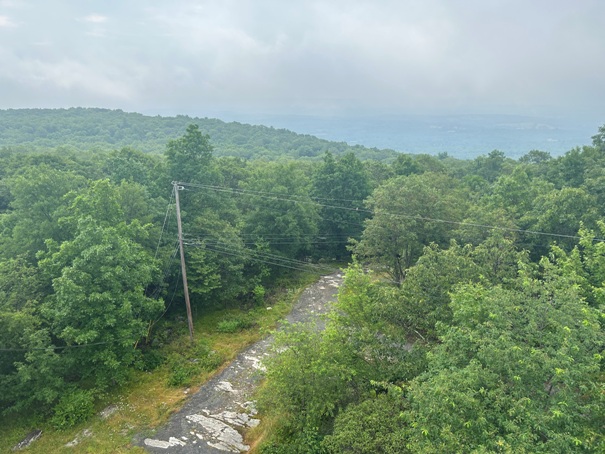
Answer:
[179,182,605,243]
[0,338,137,352]
[186,238,350,247]
[201,243,335,274]
[185,239,333,270]
[148,239,180,301]
[149,266,182,328]
[176,182,367,205]
[184,236,336,272]
[154,188,175,260]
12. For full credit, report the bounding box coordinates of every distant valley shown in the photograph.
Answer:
[207,112,602,159]
[1,108,602,160]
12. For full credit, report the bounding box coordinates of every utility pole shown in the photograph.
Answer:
[173,182,195,342]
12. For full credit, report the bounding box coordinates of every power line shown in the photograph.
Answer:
[179,182,605,243]
[186,239,330,268]
[186,238,350,247]
[0,338,137,352]
[181,182,367,205]
[149,266,182,328]
[183,232,353,238]
[186,240,335,274]
[154,188,175,260]
[203,245,334,274]
[148,239,180,301]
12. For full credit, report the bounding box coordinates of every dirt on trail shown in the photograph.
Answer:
[137,271,343,453]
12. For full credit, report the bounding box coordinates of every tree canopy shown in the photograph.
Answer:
[0,118,604,452]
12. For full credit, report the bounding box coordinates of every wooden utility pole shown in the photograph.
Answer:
[173,182,195,342]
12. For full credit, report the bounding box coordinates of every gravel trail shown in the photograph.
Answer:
[138,271,343,453]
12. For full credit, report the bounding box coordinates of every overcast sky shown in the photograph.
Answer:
[0,0,603,118]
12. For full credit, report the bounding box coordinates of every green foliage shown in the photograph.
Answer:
[258,236,604,451]
[472,149,514,182]
[165,124,214,182]
[50,389,95,430]
[259,322,356,434]
[134,349,166,372]
[37,215,163,388]
[184,211,252,307]
[551,220,605,307]
[312,152,371,260]
[322,395,408,453]
[2,109,605,451]
[216,315,254,333]
[252,284,266,305]
[330,265,429,382]
[258,265,427,451]
[240,161,320,260]
[261,426,326,454]
[354,172,469,284]
[166,340,223,387]
[102,146,165,194]
[395,241,482,340]
[0,166,86,260]
[0,108,398,161]
[527,186,599,256]
[488,167,553,221]
[392,154,421,176]
[405,261,604,452]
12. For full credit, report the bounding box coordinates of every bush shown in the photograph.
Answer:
[261,426,326,454]
[253,284,266,305]
[51,389,95,430]
[321,395,407,453]
[167,340,224,387]
[134,349,166,371]
[216,316,254,333]
[167,354,198,387]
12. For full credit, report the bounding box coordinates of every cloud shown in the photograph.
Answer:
[82,14,107,23]
[0,14,16,27]
[0,47,140,103]
[0,0,604,116]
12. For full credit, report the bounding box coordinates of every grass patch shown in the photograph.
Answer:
[216,316,255,333]
[0,269,327,453]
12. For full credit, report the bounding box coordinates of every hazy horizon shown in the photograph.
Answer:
[3,106,600,159]
[172,111,602,159]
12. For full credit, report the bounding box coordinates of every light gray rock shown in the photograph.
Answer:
[186,413,249,452]
[12,429,42,451]
[215,381,237,393]
[65,428,93,448]
[144,437,187,449]
[99,404,119,419]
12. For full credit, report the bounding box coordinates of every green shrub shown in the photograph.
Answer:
[167,355,198,387]
[261,426,326,454]
[51,389,95,430]
[167,340,224,386]
[216,316,254,333]
[134,349,166,371]
[198,349,224,371]
[253,284,266,305]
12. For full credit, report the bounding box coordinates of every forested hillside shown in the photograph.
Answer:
[0,108,398,161]
[0,120,604,452]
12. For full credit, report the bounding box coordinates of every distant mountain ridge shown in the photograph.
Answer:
[0,108,398,161]
[216,112,601,159]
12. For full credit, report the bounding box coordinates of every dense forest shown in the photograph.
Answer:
[0,108,398,161]
[0,111,604,452]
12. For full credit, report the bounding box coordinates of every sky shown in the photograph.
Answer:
[0,0,604,120]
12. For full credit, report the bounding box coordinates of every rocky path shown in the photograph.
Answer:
[138,271,343,453]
